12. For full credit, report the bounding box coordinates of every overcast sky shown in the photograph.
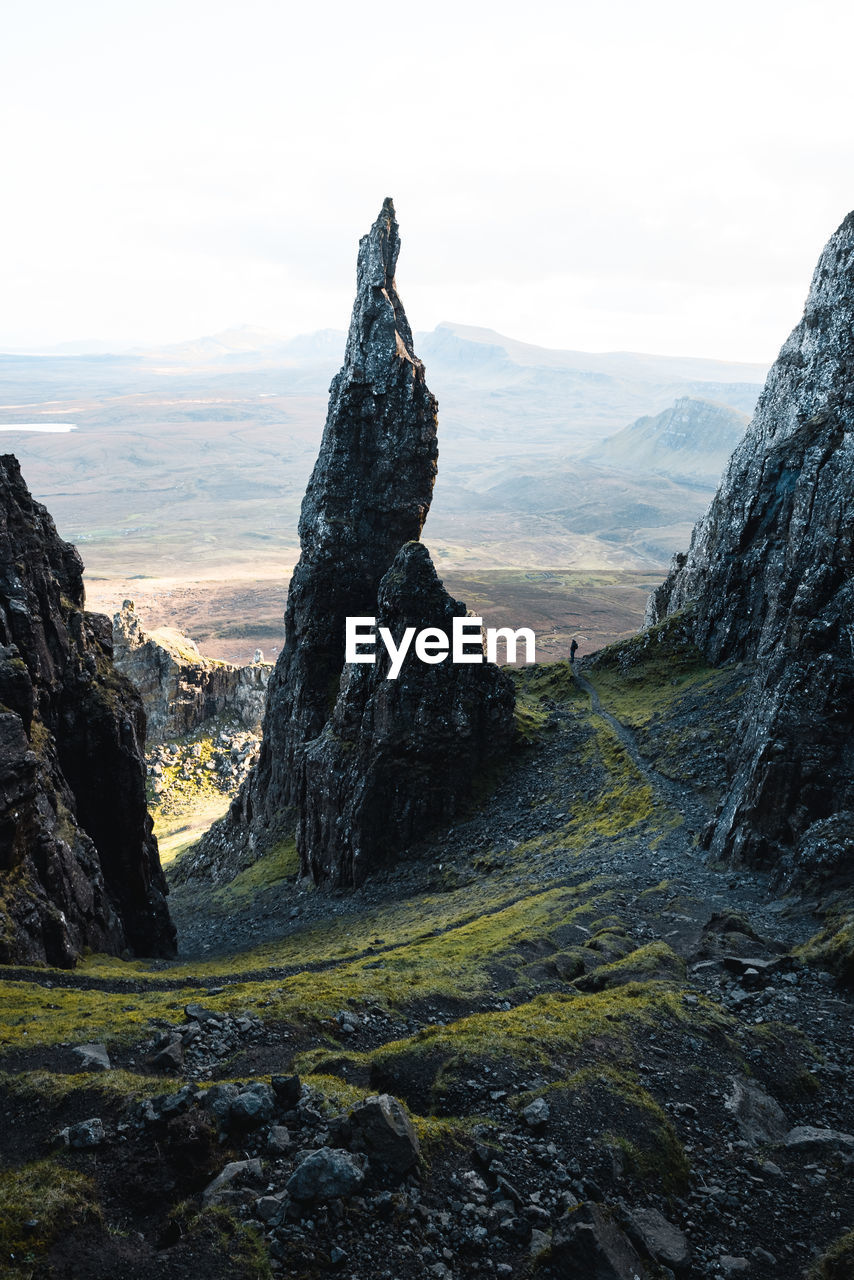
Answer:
[2,0,853,361]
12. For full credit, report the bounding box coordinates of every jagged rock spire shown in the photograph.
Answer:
[647,211,854,881]
[344,197,417,378]
[186,200,516,890]
[206,200,439,861]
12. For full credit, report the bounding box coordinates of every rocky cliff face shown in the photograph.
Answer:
[187,199,515,887]
[647,212,854,884]
[113,600,270,743]
[0,456,175,965]
[298,543,515,885]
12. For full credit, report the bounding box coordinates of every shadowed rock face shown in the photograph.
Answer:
[0,455,175,965]
[298,542,515,886]
[244,197,439,834]
[647,212,854,883]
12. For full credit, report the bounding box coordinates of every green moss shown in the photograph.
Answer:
[574,941,686,992]
[585,610,715,728]
[210,839,299,910]
[509,661,584,740]
[323,983,714,1117]
[549,1065,689,1193]
[0,977,208,1052]
[0,1158,101,1266]
[0,1069,165,1106]
[572,719,656,841]
[167,1203,272,1279]
[808,1228,854,1280]
[799,911,854,985]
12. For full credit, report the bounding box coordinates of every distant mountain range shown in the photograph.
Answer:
[0,323,768,579]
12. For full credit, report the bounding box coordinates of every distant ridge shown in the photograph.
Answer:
[586,397,749,486]
[2,321,770,385]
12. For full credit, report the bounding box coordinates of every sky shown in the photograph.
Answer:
[2,0,853,362]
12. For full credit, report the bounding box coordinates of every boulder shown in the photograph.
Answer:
[229,1082,275,1129]
[348,1093,420,1176]
[522,1097,551,1129]
[724,1076,789,1146]
[72,1043,111,1072]
[202,1158,263,1205]
[783,1125,854,1154]
[623,1206,691,1273]
[547,1202,648,1279]
[61,1117,105,1149]
[286,1147,365,1202]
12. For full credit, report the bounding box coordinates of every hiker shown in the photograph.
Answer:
[570,638,578,665]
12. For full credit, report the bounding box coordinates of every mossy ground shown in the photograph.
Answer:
[808,1228,854,1280]
[0,1158,101,1270]
[799,907,854,986]
[0,632,849,1276]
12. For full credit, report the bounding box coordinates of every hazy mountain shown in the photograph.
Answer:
[0,323,768,579]
[585,396,749,486]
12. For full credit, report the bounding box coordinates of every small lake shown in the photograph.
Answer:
[0,424,77,432]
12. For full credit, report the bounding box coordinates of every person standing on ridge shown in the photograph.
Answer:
[570,638,578,665]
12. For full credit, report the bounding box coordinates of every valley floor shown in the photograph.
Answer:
[1,635,853,1280]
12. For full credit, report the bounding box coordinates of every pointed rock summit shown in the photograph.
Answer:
[647,211,854,882]
[0,455,175,965]
[187,200,514,886]
[247,198,439,829]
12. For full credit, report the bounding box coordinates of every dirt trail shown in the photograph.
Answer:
[574,668,702,819]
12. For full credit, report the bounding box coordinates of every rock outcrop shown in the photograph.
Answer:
[188,198,515,887]
[0,455,175,965]
[113,600,270,743]
[647,212,854,884]
[298,543,515,885]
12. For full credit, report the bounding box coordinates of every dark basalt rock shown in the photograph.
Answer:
[297,542,515,885]
[647,211,854,883]
[245,196,439,831]
[0,454,175,966]
[190,199,513,886]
